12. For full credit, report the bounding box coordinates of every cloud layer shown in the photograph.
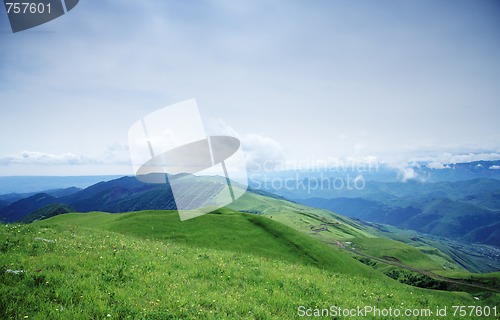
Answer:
[0,145,130,167]
[1,1,499,175]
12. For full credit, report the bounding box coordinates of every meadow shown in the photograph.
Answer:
[1,210,496,319]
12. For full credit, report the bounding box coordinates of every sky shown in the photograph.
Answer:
[0,0,499,176]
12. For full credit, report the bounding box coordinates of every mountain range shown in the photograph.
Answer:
[265,178,500,246]
[1,165,500,274]
[1,166,500,248]
[0,176,175,223]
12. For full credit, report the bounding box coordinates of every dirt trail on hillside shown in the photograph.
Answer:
[334,240,499,294]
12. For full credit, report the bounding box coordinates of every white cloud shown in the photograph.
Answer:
[489,165,500,170]
[390,163,425,182]
[427,161,451,169]
[205,119,286,172]
[412,152,500,165]
[0,151,87,166]
[398,166,420,182]
[205,119,242,139]
[0,144,130,167]
[242,134,286,172]
[441,153,500,163]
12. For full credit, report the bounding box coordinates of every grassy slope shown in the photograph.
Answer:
[350,238,448,271]
[230,192,468,273]
[19,204,74,224]
[366,224,469,272]
[433,271,500,289]
[42,209,372,275]
[230,193,500,295]
[361,221,500,274]
[1,210,490,319]
[229,192,376,240]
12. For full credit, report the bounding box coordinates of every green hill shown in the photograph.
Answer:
[19,203,74,224]
[462,221,500,246]
[41,209,372,275]
[229,192,485,273]
[229,192,376,241]
[3,174,494,272]
[296,179,500,246]
[1,210,493,319]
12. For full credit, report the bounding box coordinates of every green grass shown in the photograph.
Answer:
[39,209,373,275]
[351,238,453,271]
[354,221,492,273]
[1,210,496,319]
[232,193,471,274]
[377,228,465,271]
[433,270,500,289]
[230,192,376,240]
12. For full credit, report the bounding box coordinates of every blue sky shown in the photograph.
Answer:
[0,0,499,175]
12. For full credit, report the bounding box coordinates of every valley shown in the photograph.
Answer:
[1,210,497,319]
[1,173,499,318]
